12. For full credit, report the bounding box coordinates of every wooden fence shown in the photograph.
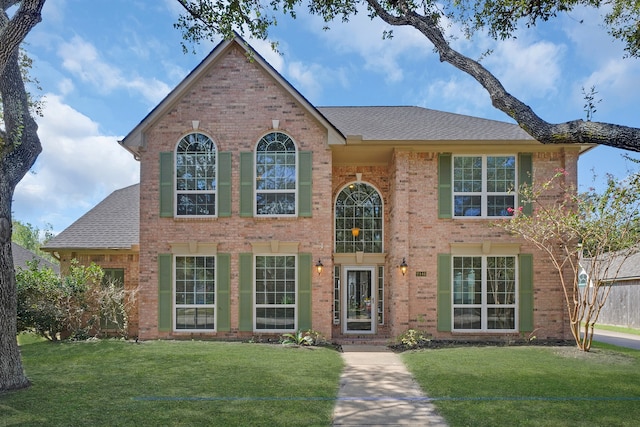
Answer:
[597,281,640,329]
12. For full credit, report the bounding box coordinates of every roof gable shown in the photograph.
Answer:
[119,36,344,158]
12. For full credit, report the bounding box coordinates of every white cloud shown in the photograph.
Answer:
[303,12,433,84]
[485,39,565,100]
[14,94,139,233]
[58,36,171,105]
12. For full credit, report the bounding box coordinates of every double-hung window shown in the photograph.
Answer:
[174,255,216,330]
[254,255,296,331]
[452,255,517,331]
[176,133,217,216]
[255,132,297,216]
[453,155,516,217]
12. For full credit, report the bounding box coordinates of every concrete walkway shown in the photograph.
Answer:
[332,345,448,426]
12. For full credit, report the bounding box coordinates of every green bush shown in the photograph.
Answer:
[16,260,134,340]
[397,329,430,349]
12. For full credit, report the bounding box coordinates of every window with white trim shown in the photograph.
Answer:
[174,255,216,330]
[176,133,217,216]
[453,155,516,217]
[255,255,296,331]
[453,255,517,331]
[255,132,297,216]
[335,182,383,253]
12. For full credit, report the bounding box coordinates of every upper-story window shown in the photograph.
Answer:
[335,182,383,253]
[453,155,516,217]
[255,132,297,216]
[175,133,217,216]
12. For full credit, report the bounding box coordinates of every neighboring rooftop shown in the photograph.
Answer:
[12,242,60,273]
[317,106,535,142]
[43,184,140,250]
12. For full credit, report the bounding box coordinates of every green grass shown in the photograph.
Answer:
[403,344,640,426]
[1,336,343,426]
[595,324,640,336]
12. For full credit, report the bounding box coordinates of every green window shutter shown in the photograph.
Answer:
[240,152,254,217]
[297,253,312,330]
[298,151,313,217]
[218,152,232,217]
[158,254,173,332]
[238,253,254,331]
[159,152,174,217]
[518,153,533,215]
[519,253,534,332]
[438,153,452,219]
[216,253,231,331]
[437,253,452,332]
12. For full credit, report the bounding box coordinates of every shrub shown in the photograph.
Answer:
[281,330,326,346]
[397,329,430,349]
[16,260,135,340]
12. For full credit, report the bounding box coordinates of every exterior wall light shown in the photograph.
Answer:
[399,258,408,276]
[315,259,324,275]
[351,227,360,238]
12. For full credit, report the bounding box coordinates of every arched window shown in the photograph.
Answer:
[175,133,217,216]
[255,132,297,216]
[335,182,383,253]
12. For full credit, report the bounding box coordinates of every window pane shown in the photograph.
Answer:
[487,156,515,192]
[255,307,295,330]
[176,308,215,330]
[454,195,481,217]
[453,257,481,304]
[453,156,482,192]
[487,195,515,217]
[454,308,481,329]
[256,193,296,215]
[487,257,516,305]
[487,308,515,329]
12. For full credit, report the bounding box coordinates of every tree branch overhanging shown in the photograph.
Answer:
[364,0,640,152]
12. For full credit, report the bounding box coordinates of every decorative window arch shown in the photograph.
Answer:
[255,132,297,216]
[335,182,383,253]
[175,132,217,216]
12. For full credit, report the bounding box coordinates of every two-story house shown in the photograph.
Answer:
[43,35,591,343]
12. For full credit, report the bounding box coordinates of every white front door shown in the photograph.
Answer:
[343,267,375,334]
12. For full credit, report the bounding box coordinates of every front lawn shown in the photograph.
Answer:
[403,343,640,426]
[1,336,343,426]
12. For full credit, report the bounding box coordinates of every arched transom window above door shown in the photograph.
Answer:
[335,182,383,253]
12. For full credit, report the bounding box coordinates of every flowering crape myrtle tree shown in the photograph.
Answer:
[174,0,640,152]
[0,0,46,392]
[499,170,640,351]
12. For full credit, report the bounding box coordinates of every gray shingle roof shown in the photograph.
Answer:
[12,242,60,273]
[599,250,640,281]
[43,184,139,250]
[317,106,535,141]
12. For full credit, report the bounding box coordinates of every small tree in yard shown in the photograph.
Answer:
[498,170,640,351]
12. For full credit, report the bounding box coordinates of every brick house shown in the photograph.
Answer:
[43,36,591,343]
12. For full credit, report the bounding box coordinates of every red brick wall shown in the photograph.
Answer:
[132,41,579,342]
[137,45,333,340]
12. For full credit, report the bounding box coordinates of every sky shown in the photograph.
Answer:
[11,0,640,235]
